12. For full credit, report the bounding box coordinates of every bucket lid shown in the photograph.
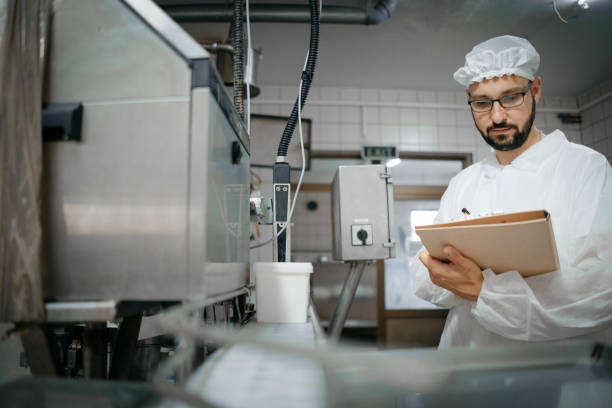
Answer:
[252,262,313,274]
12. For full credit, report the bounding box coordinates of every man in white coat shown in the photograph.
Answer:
[413,35,612,348]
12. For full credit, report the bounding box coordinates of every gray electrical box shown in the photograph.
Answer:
[331,165,396,261]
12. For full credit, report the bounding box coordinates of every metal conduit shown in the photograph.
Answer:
[160,1,397,25]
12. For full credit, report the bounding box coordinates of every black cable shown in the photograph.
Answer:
[276,0,320,157]
[232,0,245,118]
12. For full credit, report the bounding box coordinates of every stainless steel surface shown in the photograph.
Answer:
[45,0,192,102]
[189,89,250,297]
[245,47,262,97]
[327,262,367,341]
[331,165,395,261]
[122,0,209,60]
[43,0,249,301]
[45,301,117,322]
[43,99,192,300]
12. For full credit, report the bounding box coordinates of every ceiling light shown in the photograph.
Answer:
[386,158,401,167]
[578,0,590,9]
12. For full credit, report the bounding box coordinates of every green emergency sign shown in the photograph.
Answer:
[361,145,397,161]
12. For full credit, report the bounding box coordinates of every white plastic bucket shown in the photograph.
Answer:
[253,262,313,323]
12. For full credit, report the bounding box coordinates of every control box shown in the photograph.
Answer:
[331,165,395,261]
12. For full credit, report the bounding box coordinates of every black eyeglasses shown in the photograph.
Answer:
[468,81,533,113]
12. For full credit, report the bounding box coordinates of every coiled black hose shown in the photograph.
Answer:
[232,0,245,118]
[276,0,320,157]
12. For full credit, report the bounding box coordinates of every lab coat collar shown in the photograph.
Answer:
[481,130,567,178]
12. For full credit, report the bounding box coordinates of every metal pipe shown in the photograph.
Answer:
[161,2,396,25]
[365,0,397,25]
[327,262,367,342]
[308,296,326,344]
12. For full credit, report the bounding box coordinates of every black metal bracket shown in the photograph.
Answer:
[42,103,83,142]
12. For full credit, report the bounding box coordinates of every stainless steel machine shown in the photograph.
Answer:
[42,0,250,302]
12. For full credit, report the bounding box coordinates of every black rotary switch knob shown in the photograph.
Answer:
[357,229,368,245]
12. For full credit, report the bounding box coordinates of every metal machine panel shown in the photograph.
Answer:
[122,0,209,61]
[45,0,192,102]
[42,0,250,301]
[189,89,250,298]
[331,165,395,261]
[43,99,192,300]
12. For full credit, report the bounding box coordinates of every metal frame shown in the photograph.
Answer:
[311,150,473,169]
[327,261,369,342]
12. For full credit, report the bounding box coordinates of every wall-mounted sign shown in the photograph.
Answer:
[361,145,398,161]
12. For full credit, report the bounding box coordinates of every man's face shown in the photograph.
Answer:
[468,75,540,151]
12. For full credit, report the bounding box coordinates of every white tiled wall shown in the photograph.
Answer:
[577,77,612,163]
[291,190,332,252]
[251,85,584,164]
[249,81,612,257]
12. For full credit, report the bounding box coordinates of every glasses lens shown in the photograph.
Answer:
[500,93,524,108]
[471,100,492,112]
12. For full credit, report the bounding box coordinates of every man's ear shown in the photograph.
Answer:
[531,77,542,103]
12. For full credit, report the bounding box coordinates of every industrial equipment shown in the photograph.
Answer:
[42,0,251,302]
[327,164,395,340]
[270,0,320,262]
[331,165,395,261]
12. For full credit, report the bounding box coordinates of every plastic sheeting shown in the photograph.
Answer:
[0,0,50,322]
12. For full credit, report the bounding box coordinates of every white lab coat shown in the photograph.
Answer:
[412,130,612,348]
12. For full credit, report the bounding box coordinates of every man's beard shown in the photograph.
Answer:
[475,98,536,152]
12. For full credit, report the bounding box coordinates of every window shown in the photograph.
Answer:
[409,210,438,241]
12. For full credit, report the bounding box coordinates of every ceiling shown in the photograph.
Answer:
[165,0,612,96]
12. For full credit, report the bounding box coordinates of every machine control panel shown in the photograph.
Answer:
[331,165,395,261]
[351,224,373,246]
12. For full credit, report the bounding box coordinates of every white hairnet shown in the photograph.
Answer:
[453,35,540,88]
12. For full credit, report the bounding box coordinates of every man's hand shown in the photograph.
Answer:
[417,245,484,301]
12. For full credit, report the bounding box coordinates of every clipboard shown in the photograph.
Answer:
[415,210,560,277]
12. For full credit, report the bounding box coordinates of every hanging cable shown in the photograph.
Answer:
[252,0,320,252]
[553,0,568,24]
[269,71,308,241]
[276,0,320,157]
[249,74,307,250]
[232,0,245,117]
[245,0,252,132]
